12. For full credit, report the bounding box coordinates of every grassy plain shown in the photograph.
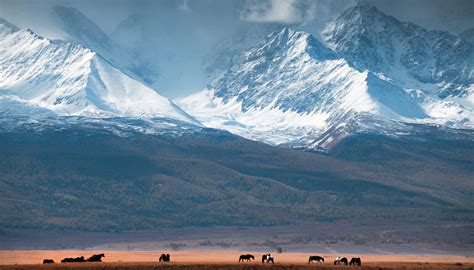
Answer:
[0,250,473,269]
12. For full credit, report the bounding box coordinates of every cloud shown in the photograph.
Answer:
[239,0,317,24]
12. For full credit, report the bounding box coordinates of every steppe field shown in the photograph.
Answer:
[0,250,473,270]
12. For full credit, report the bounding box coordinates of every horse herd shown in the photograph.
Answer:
[308,256,362,266]
[43,253,361,266]
[42,253,105,264]
[239,254,361,266]
[238,254,274,263]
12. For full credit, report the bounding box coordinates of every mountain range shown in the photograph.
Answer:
[178,13,473,149]
[0,3,473,232]
[2,4,473,150]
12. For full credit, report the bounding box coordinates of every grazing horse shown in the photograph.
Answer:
[262,254,274,264]
[159,253,170,262]
[349,257,361,266]
[308,255,324,263]
[43,259,54,264]
[61,256,85,263]
[87,253,105,262]
[334,256,348,265]
[239,254,254,262]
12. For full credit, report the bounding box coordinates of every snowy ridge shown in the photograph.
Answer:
[0,20,198,125]
[178,27,473,149]
[322,3,474,98]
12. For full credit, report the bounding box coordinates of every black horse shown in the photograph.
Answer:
[239,254,254,262]
[87,253,105,262]
[61,256,86,263]
[308,255,324,263]
[159,253,170,262]
[43,259,54,264]
[349,257,361,266]
[262,254,274,264]
[334,256,348,265]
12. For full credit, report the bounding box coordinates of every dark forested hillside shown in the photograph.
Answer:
[0,123,473,231]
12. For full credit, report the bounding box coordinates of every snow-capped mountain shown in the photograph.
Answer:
[322,3,474,99]
[0,19,197,124]
[203,22,289,79]
[178,26,473,149]
[52,6,159,88]
[1,3,472,151]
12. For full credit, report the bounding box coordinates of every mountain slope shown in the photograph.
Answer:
[0,19,197,124]
[0,119,472,231]
[178,27,472,149]
[322,3,474,98]
[52,6,159,88]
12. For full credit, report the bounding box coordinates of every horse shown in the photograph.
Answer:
[61,256,85,263]
[349,257,361,266]
[334,256,348,265]
[262,254,274,264]
[159,253,170,262]
[43,259,54,264]
[87,253,105,262]
[239,254,254,262]
[61,258,73,263]
[308,255,324,263]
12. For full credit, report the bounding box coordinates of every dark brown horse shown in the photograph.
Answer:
[308,255,324,263]
[239,254,254,262]
[87,253,105,262]
[61,256,85,263]
[349,257,361,266]
[159,253,170,262]
[43,259,54,264]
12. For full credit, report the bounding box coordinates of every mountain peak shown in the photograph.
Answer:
[322,3,474,94]
[0,18,20,37]
[352,2,380,12]
[264,27,303,48]
[337,2,397,27]
[52,5,112,49]
[253,27,335,63]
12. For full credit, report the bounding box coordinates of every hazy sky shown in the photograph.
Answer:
[1,0,471,33]
[0,0,472,97]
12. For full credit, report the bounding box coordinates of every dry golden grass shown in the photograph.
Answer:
[0,250,473,269]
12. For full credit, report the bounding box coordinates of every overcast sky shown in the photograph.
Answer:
[0,0,472,97]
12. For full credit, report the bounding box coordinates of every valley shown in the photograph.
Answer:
[0,1,473,264]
